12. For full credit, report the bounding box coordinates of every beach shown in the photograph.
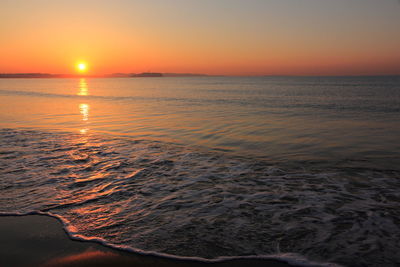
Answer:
[0,215,291,267]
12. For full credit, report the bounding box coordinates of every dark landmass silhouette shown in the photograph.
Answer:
[0,73,59,78]
[131,72,163,77]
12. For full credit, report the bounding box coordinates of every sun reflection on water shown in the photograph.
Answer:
[79,103,90,134]
[77,78,89,96]
[79,103,89,121]
[78,79,90,134]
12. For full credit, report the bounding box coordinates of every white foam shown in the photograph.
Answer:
[1,129,400,266]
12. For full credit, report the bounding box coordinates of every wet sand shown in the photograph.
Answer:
[0,215,292,267]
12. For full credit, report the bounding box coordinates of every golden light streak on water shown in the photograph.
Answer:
[77,78,89,96]
[78,79,90,134]
[79,103,89,121]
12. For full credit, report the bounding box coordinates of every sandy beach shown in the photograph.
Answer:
[0,215,292,267]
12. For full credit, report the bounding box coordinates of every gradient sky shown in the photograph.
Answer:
[1,0,399,75]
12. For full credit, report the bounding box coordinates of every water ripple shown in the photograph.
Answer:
[1,128,400,266]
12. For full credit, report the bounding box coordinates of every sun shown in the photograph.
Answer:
[76,62,88,73]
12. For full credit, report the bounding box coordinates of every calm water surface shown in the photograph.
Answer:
[1,77,400,266]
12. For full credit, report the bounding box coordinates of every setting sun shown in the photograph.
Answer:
[76,62,87,73]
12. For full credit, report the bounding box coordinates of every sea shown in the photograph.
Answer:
[1,76,399,266]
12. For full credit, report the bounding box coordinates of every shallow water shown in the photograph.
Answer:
[1,77,400,266]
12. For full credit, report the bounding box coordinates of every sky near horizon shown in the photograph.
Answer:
[1,0,399,76]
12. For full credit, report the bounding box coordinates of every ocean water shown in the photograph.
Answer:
[1,76,400,266]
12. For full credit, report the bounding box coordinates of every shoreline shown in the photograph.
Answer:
[0,214,294,267]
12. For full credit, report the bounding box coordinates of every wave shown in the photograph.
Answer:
[1,128,400,266]
[0,212,340,267]
[1,89,399,114]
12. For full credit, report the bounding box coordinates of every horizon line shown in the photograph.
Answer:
[1,72,400,78]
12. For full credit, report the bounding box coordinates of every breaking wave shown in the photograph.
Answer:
[1,128,400,266]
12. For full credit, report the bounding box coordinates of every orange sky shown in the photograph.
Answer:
[1,0,399,76]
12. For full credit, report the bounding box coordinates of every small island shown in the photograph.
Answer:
[131,72,163,77]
